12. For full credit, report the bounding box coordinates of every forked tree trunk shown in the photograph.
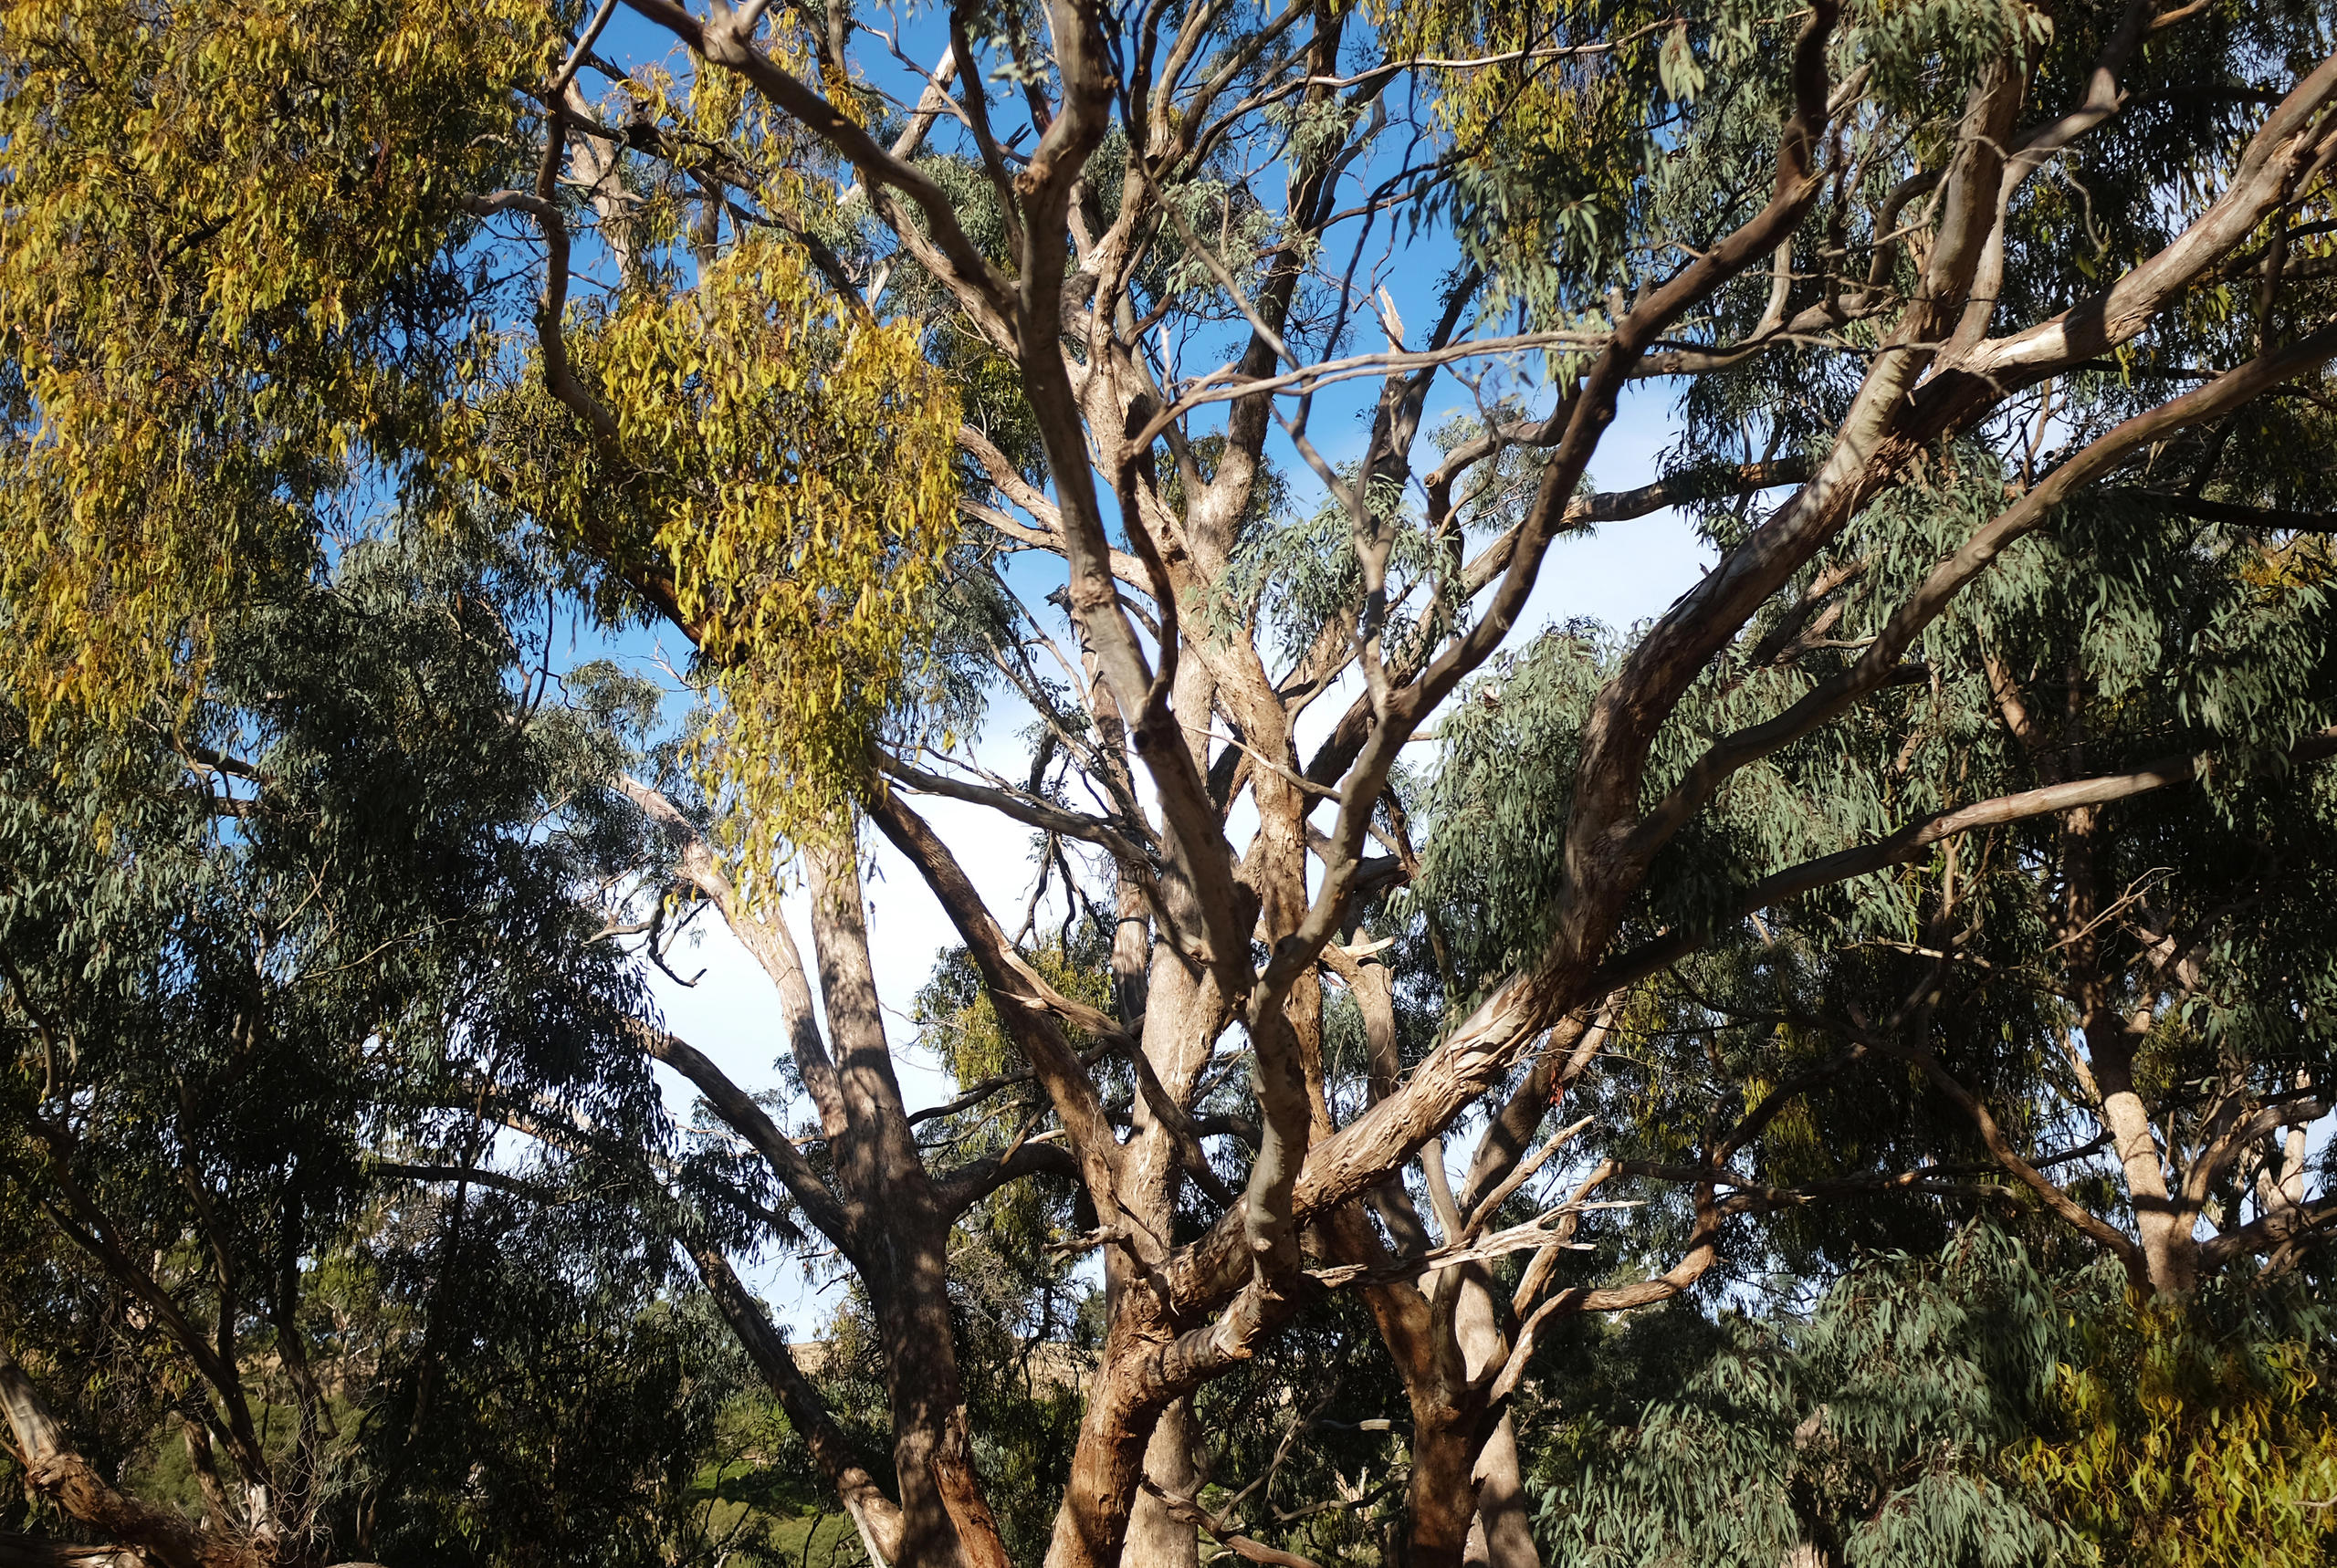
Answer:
[1392,1266,1517,1568]
[1114,655,1225,1568]
[1047,1317,1185,1568]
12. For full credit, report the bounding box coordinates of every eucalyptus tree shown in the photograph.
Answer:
[1620,474,2337,1301]
[12,1,2337,1567]
[1531,1226,2337,1568]
[1406,478,2337,1565]
[1403,360,2337,1563]
[0,543,757,1568]
[1411,461,2337,1300]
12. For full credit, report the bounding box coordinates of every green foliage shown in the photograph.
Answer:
[914,919,1118,1087]
[1539,1232,2337,1568]
[0,534,775,1565]
[1401,624,1613,997]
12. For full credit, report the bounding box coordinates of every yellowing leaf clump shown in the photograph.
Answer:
[468,235,961,869]
[0,0,553,727]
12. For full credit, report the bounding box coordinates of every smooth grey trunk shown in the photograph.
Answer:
[1115,653,1224,1568]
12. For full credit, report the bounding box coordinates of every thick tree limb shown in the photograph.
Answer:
[617,777,847,1134]
[682,1244,908,1563]
[0,1356,209,1568]
[935,1141,1085,1215]
[2133,493,2337,531]
[865,790,1130,1231]
[2182,1092,2330,1217]
[0,1538,151,1568]
[1939,50,2337,397]
[633,1024,852,1245]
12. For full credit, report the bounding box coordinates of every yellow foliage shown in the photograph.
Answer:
[1377,0,1638,152]
[0,1,958,872]
[460,235,960,872]
[2017,1294,2337,1568]
[0,0,553,728]
[2241,531,2337,594]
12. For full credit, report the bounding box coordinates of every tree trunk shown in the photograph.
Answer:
[1113,645,1225,1568]
[1124,1398,1202,1568]
[2059,799,2199,1299]
[1331,947,1543,1568]
[1404,1266,1514,1568]
[2092,1048,2198,1297]
[1044,1323,1177,1568]
[1111,945,1219,1568]
[0,1354,240,1568]
[807,842,1013,1568]
[1404,1407,1483,1568]
[1462,1414,1539,1568]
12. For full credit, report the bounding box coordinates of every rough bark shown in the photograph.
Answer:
[1124,1400,1203,1568]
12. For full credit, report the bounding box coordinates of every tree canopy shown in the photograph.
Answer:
[7,0,2337,1563]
